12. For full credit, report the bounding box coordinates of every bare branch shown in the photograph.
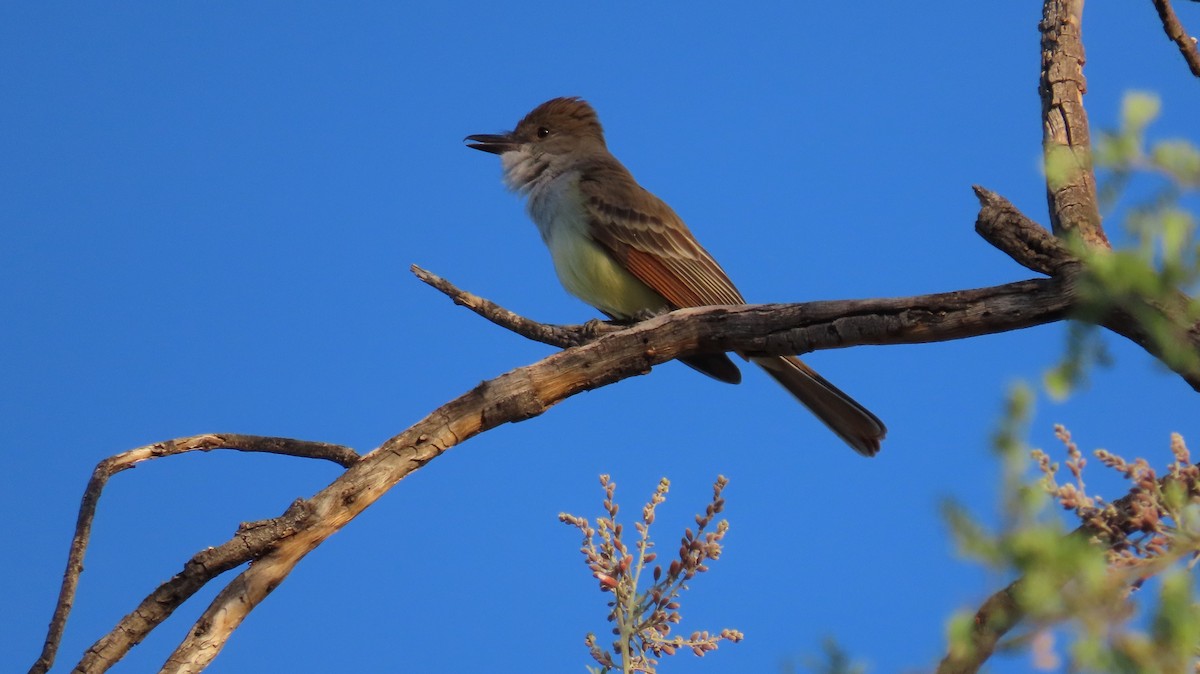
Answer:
[30,435,356,674]
[68,271,1083,671]
[974,189,1200,390]
[1040,0,1109,248]
[160,537,311,674]
[70,499,315,674]
[1152,0,1200,77]
[46,174,1200,672]
[973,186,1075,276]
[411,264,615,348]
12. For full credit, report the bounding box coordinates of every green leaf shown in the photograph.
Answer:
[1151,139,1200,186]
[1159,208,1195,266]
[1151,572,1200,661]
[944,611,977,661]
[1043,364,1072,401]
[1121,91,1161,135]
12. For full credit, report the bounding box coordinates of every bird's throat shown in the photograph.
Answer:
[500,148,550,194]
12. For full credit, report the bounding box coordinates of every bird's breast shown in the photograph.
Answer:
[527,176,667,319]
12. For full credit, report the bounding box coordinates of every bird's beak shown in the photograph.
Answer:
[464,133,518,155]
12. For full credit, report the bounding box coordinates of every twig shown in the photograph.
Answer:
[1152,0,1200,77]
[411,264,616,348]
[29,435,357,674]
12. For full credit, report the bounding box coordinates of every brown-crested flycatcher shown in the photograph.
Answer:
[465,97,886,456]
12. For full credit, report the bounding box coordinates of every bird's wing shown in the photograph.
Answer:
[579,168,745,309]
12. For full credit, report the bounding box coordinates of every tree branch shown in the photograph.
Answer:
[974,188,1200,391]
[65,268,1084,672]
[935,6,1200,670]
[973,186,1075,276]
[937,445,1198,674]
[51,182,1200,672]
[1040,0,1109,248]
[410,264,615,348]
[1097,299,1200,391]
[936,578,1025,674]
[1151,0,1200,77]
[30,435,357,674]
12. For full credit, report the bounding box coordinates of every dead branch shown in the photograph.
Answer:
[1040,0,1108,248]
[1152,0,1200,77]
[64,245,1087,672]
[29,436,357,674]
[973,186,1074,276]
[151,275,1083,671]
[971,189,1200,391]
[411,264,616,348]
[41,181,1200,671]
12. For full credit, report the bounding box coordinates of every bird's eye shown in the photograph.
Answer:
[536,127,550,138]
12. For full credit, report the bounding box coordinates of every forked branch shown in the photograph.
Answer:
[30,435,357,674]
[44,196,1091,673]
[937,1,1197,671]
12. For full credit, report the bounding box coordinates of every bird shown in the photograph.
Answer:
[465,97,886,456]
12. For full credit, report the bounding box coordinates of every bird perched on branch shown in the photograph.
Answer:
[466,97,885,456]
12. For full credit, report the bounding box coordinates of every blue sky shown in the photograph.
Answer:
[4,3,1199,672]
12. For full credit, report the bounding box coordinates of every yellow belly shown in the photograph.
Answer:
[548,231,667,319]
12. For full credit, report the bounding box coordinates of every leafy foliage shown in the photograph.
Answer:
[1047,93,1200,396]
